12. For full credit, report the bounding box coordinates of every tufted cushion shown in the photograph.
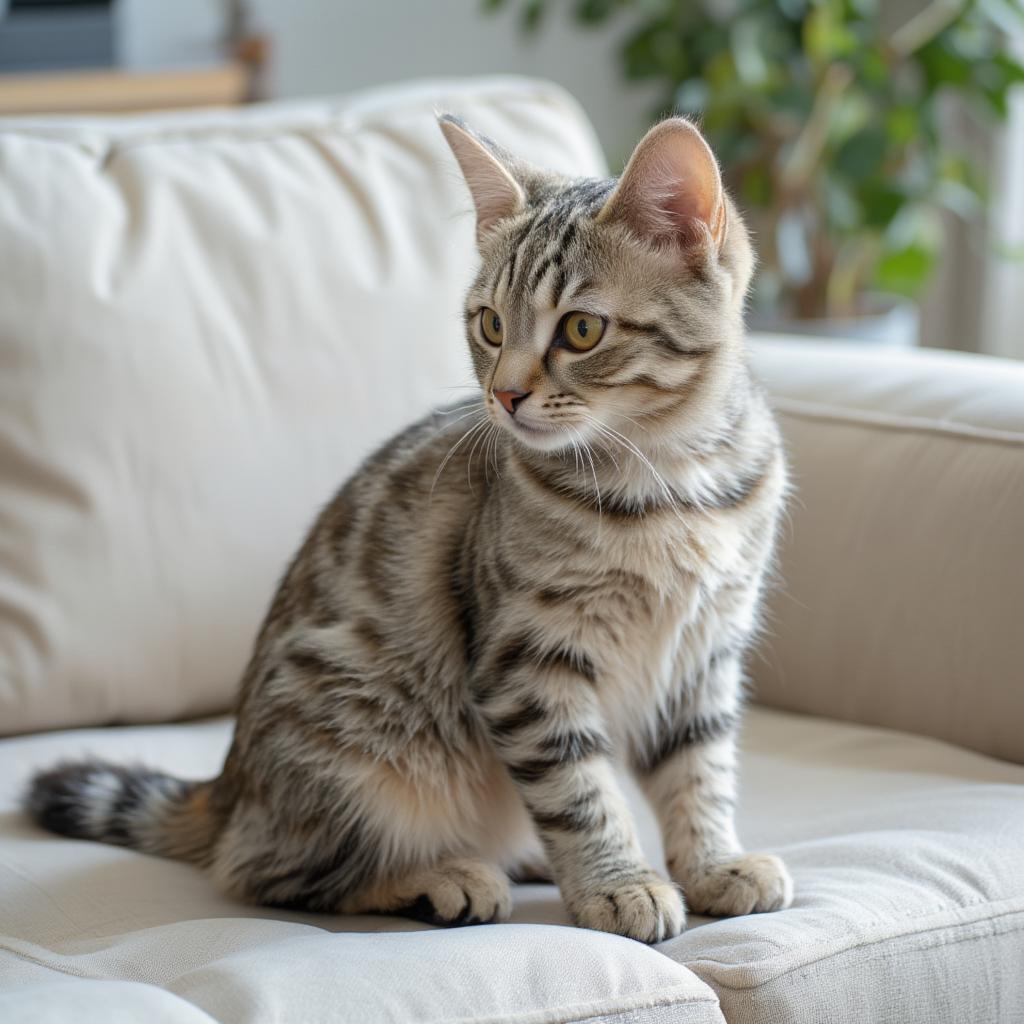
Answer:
[3,706,1022,1022]
[0,716,722,1024]
[664,706,1024,1023]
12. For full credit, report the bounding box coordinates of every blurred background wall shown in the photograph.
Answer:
[121,0,655,166]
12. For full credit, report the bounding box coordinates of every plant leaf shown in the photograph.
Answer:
[874,244,937,297]
[574,0,617,25]
[520,0,546,33]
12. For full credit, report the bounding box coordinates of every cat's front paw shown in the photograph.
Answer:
[683,853,793,917]
[570,870,685,943]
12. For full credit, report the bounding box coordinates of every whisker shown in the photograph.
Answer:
[436,405,485,429]
[590,430,621,472]
[487,425,503,481]
[584,422,651,519]
[432,406,487,441]
[430,415,489,499]
[481,425,494,485]
[466,417,493,492]
[442,398,485,411]
[581,413,687,524]
[569,426,602,534]
[611,411,651,434]
[582,437,603,524]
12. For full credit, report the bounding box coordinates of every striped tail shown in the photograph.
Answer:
[25,760,218,864]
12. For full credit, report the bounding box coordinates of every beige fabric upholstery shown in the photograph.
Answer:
[748,338,1024,764]
[3,707,1021,1022]
[0,78,607,737]
[667,707,1024,1023]
[0,718,722,1024]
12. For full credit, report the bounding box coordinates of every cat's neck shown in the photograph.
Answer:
[505,368,757,512]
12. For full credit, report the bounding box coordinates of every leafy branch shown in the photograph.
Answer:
[483,0,1024,318]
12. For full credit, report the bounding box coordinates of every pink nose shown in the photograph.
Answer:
[494,388,531,416]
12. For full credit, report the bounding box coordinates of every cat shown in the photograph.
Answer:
[25,114,793,944]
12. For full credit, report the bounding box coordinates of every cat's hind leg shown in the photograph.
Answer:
[211,794,514,925]
[340,856,512,925]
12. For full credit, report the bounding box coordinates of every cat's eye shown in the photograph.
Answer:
[480,307,504,347]
[560,311,606,352]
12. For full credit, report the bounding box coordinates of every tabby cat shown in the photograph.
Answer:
[26,115,793,943]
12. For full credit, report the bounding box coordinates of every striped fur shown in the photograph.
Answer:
[25,116,793,942]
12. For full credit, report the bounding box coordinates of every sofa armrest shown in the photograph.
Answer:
[748,335,1024,764]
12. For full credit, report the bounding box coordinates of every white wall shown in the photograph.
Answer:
[119,0,655,168]
[119,0,225,70]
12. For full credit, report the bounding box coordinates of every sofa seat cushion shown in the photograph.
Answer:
[663,707,1024,1024]
[5,710,1023,1023]
[0,719,722,1024]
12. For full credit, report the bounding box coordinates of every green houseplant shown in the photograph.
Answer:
[484,0,1024,335]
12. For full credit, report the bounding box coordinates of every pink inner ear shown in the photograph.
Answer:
[606,121,726,250]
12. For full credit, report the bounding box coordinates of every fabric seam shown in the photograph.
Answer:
[445,983,720,1024]
[0,80,575,147]
[771,397,1024,447]
[0,941,718,1024]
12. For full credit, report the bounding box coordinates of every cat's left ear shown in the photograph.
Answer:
[439,115,525,243]
[598,118,727,252]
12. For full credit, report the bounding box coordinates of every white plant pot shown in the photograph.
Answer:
[750,295,920,347]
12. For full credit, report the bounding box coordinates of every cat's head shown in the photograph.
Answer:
[440,114,755,454]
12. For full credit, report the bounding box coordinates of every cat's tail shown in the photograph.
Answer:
[24,760,219,864]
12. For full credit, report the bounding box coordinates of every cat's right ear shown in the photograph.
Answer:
[439,115,524,243]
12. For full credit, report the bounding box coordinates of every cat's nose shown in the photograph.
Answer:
[493,387,531,416]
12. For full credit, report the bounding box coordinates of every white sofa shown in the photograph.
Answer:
[1,77,1022,1024]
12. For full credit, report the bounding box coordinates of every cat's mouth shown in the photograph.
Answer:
[504,416,576,452]
[512,419,557,436]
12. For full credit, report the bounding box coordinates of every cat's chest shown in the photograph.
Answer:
[589,572,706,691]
[553,527,752,742]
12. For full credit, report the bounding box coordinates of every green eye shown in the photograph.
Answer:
[480,307,503,346]
[561,311,605,352]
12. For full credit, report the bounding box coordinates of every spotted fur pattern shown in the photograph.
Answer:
[25,116,793,942]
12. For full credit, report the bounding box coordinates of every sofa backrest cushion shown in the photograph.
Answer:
[750,337,1024,765]
[0,78,606,736]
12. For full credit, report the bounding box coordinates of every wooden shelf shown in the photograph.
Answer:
[0,61,255,116]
